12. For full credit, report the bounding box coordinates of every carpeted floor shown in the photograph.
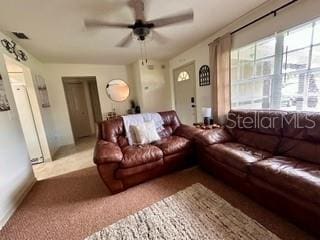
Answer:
[0,167,315,240]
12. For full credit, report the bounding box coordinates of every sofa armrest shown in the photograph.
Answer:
[195,128,233,146]
[174,124,203,140]
[94,140,123,165]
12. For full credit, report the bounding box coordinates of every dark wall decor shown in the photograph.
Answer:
[1,39,28,62]
[199,65,210,86]
[0,74,10,112]
[35,75,50,108]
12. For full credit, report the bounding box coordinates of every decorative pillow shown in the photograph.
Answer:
[131,121,161,144]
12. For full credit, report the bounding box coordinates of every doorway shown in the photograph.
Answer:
[5,59,44,164]
[62,77,102,143]
[173,62,197,125]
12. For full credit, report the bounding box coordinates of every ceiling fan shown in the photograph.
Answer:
[84,0,194,47]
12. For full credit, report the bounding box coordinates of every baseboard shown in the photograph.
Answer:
[0,174,36,230]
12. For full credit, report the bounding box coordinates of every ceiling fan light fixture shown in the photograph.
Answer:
[133,27,150,41]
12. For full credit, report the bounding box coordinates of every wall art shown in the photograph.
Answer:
[0,74,10,111]
[35,75,50,108]
[199,65,210,86]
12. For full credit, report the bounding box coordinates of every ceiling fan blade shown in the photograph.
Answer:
[84,19,131,29]
[127,0,145,20]
[148,9,194,28]
[152,30,168,44]
[116,33,133,47]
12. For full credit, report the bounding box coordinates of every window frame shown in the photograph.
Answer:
[231,18,320,112]
[177,71,190,82]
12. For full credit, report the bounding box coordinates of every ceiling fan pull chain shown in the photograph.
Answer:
[143,41,148,64]
[140,41,144,65]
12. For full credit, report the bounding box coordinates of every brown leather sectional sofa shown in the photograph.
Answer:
[195,110,320,235]
[94,111,201,193]
[94,109,320,235]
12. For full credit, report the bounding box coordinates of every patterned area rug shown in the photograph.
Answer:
[85,183,281,240]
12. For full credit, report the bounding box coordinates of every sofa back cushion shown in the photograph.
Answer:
[99,111,181,147]
[100,117,129,148]
[278,138,320,164]
[282,112,320,141]
[278,112,320,164]
[225,110,284,153]
[226,110,285,136]
[233,129,281,153]
[158,111,181,138]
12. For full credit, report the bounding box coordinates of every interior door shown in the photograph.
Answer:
[12,85,43,164]
[173,63,197,125]
[64,82,92,140]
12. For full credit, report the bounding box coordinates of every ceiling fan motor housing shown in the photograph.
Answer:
[133,27,150,40]
[131,20,153,41]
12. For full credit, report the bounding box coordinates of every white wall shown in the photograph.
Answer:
[130,60,172,113]
[169,0,320,121]
[0,50,35,229]
[44,63,134,147]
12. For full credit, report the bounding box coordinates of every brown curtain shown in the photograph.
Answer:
[209,33,232,124]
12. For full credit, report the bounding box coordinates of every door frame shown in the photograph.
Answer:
[172,61,197,123]
[62,77,96,143]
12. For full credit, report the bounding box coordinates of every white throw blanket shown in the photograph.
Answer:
[122,113,164,145]
[141,113,165,133]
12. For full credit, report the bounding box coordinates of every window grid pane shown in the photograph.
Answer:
[283,23,313,52]
[283,48,310,73]
[231,18,320,112]
[313,21,320,45]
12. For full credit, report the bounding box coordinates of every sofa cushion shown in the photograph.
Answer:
[195,128,233,146]
[100,117,127,145]
[278,138,320,164]
[116,159,164,179]
[250,156,320,205]
[205,142,272,172]
[154,136,191,155]
[234,129,281,153]
[226,110,285,136]
[158,111,181,138]
[121,145,163,168]
[282,112,320,141]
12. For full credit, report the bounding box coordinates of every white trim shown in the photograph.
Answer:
[0,174,36,229]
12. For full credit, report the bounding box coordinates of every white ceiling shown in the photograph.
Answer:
[0,0,268,65]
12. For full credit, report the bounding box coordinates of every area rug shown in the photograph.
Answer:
[85,183,281,240]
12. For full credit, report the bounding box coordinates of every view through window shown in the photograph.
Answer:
[231,19,320,112]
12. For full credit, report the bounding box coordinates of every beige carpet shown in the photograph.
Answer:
[0,167,315,240]
[86,183,280,240]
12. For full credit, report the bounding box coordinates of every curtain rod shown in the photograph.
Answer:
[231,0,299,35]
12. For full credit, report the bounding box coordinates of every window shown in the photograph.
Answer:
[231,20,320,112]
[231,37,275,109]
[177,71,190,82]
